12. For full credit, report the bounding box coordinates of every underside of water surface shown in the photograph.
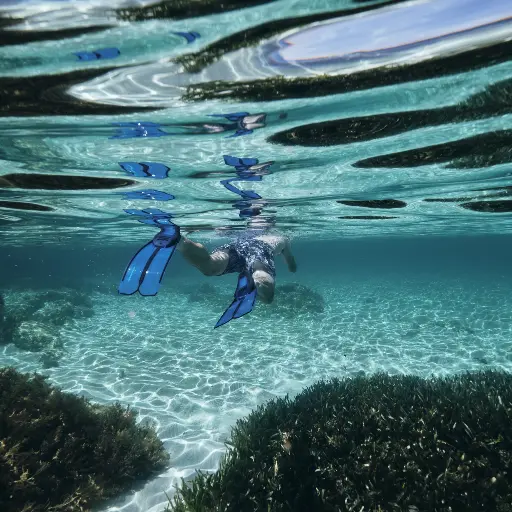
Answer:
[1,0,512,510]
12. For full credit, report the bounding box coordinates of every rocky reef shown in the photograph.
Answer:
[169,371,512,511]
[270,283,325,317]
[0,367,169,512]
[0,289,94,366]
[181,281,325,317]
[183,282,226,309]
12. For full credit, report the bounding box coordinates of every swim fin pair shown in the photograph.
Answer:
[215,272,257,328]
[119,209,257,327]
[118,209,180,296]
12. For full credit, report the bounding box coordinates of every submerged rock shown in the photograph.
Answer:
[182,282,226,309]
[33,300,76,326]
[0,315,18,346]
[271,283,325,316]
[11,320,61,352]
[32,297,94,326]
[1,289,94,362]
[187,282,221,302]
[39,351,60,369]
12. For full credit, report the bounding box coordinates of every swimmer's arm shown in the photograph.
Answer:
[281,239,297,273]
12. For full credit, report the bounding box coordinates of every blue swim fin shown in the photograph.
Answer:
[119,222,180,296]
[214,272,257,328]
[119,241,157,295]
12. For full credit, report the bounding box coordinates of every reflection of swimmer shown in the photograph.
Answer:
[189,112,267,137]
[178,233,297,327]
[179,112,290,137]
[112,113,286,138]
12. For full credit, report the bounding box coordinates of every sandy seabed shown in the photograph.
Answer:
[1,273,511,512]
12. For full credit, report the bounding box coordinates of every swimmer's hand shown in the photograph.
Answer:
[283,242,297,272]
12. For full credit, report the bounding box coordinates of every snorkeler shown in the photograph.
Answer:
[178,234,297,301]
[118,209,297,327]
[177,233,297,327]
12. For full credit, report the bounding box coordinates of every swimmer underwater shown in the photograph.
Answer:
[118,212,297,328]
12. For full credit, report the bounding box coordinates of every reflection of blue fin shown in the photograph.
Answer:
[233,201,263,217]
[124,208,173,228]
[209,112,249,122]
[110,122,168,139]
[220,179,262,200]
[119,162,170,179]
[172,31,200,43]
[207,113,265,137]
[74,47,120,61]
[223,155,259,168]
[119,223,180,296]
[215,273,257,328]
[124,189,175,201]
[240,190,262,200]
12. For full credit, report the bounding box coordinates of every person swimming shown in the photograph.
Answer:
[118,208,296,326]
[177,233,297,305]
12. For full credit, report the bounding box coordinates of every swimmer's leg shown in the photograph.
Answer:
[177,236,229,276]
[252,268,275,304]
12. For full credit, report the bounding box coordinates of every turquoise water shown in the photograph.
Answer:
[1,0,512,510]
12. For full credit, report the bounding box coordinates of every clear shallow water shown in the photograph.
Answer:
[1,0,512,510]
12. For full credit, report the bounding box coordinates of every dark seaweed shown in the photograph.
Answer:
[170,371,512,511]
[0,367,169,512]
